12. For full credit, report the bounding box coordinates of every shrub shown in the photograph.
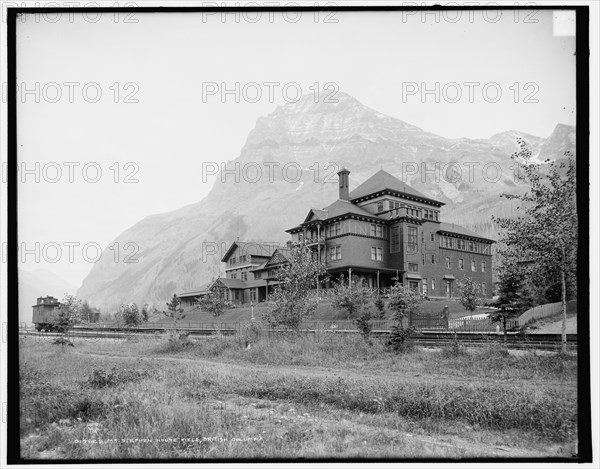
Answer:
[354,310,373,343]
[86,367,153,389]
[442,334,467,358]
[373,297,386,319]
[386,323,416,353]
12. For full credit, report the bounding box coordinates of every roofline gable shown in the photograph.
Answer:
[220,241,240,263]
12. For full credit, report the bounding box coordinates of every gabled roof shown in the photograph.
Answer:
[322,199,379,220]
[349,170,443,205]
[178,281,215,298]
[221,241,279,262]
[254,248,293,270]
[287,200,382,233]
[303,208,328,223]
[268,248,292,266]
[437,222,496,243]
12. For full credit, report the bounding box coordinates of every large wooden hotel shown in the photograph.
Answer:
[179,168,494,308]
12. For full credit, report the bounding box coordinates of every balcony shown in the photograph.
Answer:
[304,236,327,247]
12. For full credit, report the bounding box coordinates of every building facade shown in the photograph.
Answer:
[286,168,494,299]
[178,241,281,309]
[178,168,495,307]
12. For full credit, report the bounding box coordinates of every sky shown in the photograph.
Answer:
[11,8,576,286]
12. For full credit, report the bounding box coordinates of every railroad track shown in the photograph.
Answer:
[19,327,577,352]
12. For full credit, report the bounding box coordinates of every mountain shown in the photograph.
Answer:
[77,92,576,311]
[19,269,78,324]
[537,123,577,161]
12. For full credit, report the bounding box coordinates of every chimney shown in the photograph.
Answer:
[337,167,350,201]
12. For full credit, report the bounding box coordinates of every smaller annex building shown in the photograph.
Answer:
[178,241,290,310]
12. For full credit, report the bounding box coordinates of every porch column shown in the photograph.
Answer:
[348,268,352,287]
[316,224,320,298]
[265,281,269,300]
[377,270,380,289]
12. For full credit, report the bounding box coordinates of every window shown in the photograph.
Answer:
[329,245,342,261]
[458,259,464,270]
[231,273,237,279]
[422,281,428,296]
[377,201,384,212]
[235,290,239,300]
[371,247,383,261]
[445,257,451,269]
[471,260,476,272]
[250,289,257,302]
[407,226,418,252]
[422,254,425,265]
[434,212,439,221]
[240,255,246,263]
[441,236,453,249]
[431,254,435,264]
[431,279,435,290]
[254,271,261,279]
[482,283,487,295]
[408,263,418,272]
[370,224,383,237]
[431,233,435,242]
[481,262,486,273]
[241,271,247,281]
[390,226,400,253]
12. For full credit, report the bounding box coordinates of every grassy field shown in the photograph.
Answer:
[19,332,578,460]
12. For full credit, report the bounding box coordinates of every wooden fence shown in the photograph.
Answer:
[517,300,577,327]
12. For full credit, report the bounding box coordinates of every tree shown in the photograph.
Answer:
[354,310,373,343]
[492,139,577,352]
[456,276,482,313]
[387,282,422,326]
[198,288,227,318]
[120,303,142,327]
[164,294,186,327]
[261,242,326,330]
[331,275,372,319]
[373,296,386,320]
[141,304,150,323]
[51,294,83,350]
[386,281,422,352]
[490,262,535,340]
[52,294,83,333]
[81,300,93,323]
